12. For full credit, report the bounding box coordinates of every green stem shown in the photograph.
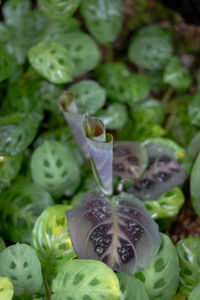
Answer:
[43,271,51,300]
[162,86,174,111]
[106,42,113,62]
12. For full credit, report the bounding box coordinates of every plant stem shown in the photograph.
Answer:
[106,42,114,62]
[43,271,51,300]
[162,86,174,111]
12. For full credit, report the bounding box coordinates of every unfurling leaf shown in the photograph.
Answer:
[128,143,186,200]
[83,116,113,195]
[113,141,148,180]
[66,191,161,275]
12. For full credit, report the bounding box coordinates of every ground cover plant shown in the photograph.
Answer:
[1,0,200,299]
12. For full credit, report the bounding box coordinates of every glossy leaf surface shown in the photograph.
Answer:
[145,188,184,220]
[31,205,75,272]
[68,80,106,114]
[129,143,186,200]
[38,0,81,20]
[176,236,200,296]
[135,233,179,300]
[52,259,122,300]
[113,141,148,180]
[0,44,17,82]
[0,277,14,300]
[0,182,54,243]
[190,152,200,216]
[188,284,200,300]
[28,41,74,84]
[128,25,173,70]
[66,191,161,275]
[0,244,42,296]
[118,273,150,300]
[31,140,80,198]
[80,0,123,43]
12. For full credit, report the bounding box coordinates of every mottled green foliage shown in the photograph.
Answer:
[0,244,42,296]
[136,234,179,300]
[0,44,17,81]
[190,153,200,216]
[28,41,74,84]
[52,259,122,300]
[2,0,31,26]
[0,182,53,243]
[80,0,123,43]
[31,140,80,197]
[176,237,200,296]
[188,89,200,126]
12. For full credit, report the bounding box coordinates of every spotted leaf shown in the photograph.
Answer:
[66,191,161,275]
[113,141,148,180]
[128,143,186,200]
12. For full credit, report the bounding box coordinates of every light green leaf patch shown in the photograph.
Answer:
[0,276,14,300]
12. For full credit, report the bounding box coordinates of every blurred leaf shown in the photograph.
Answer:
[188,284,200,300]
[176,236,200,296]
[66,190,161,274]
[188,89,200,126]
[2,0,31,26]
[52,259,122,300]
[187,131,200,160]
[0,276,14,300]
[80,0,123,43]
[0,237,6,253]
[0,44,17,82]
[190,152,200,216]
[0,244,42,296]
[136,233,179,300]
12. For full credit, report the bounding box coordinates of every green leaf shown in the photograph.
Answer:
[163,56,192,91]
[52,259,122,300]
[145,187,184,220]
[128,25,173,70]
[80,0,123,43]
[69,80,106,114]
[0,182,54,243]
[117,273,150,300]
[188,89,200,126]
[0,44,17,82]
[31,140,80,198]
[31,205,75,273]
[28,41,74,84]
[135,233,179,300]
[0,113,41,156]
[60,32,101,77]
[190,152,200,216]
[38,0,81,20]
[2,0,31,26]
[0,237,6,253]
[188,284,200,300]
[0,243,42,296]
[187,131,200,160]
[176,236,200,296]
[0,277,14,300]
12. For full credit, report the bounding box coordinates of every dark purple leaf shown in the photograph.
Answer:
[66,190,161,275]
[113,142,148,179]
[128,143,186,200]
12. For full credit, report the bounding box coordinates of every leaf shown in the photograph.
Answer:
[83,116,113,195]
[190,152,200,216]
[0,182,54,243]
[2,0,31,26]
[28,41,74,84]
[0,44,17,82]
[135,233,179,300]
[145,187,184,220]
[66,191,161,275]
[0,237,6,253]
[52,259,122,300]
[0,277,14,300]
[80,0,123,43]
[176,236,200,296]
[117,273,150,300]
[0,243,42,296]
[68,80,106,114]
[163,56,192,91]
[187,131,200,160]
[188,284,200,300]
[128,25,173,71]
[31,205,75,273]
[129,143,186,200]
[188,89,200,126]
[113,141,148,180]
[38,0,81,20]
[0,113,41,156]
[31,140,80,198]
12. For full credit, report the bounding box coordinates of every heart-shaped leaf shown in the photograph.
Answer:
[113,141,148,180]
[28,41,74,84]
[51,259,122,300]
[128,143,186,200]
[0,243,42,296]
[0,277,14,300]
[66,191,161,275]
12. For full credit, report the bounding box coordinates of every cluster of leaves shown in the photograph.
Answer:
[0,0,200,299]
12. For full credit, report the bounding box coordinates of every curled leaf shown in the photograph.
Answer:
[66,190,161,275]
